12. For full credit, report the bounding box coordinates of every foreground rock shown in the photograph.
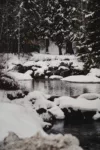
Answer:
[0,72,19,90]
[0,132,83,150]
[7,90,28,100]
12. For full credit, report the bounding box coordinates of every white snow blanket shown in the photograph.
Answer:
[0,102,45,141]
[62,75,100,83]
[54,96,100,112]
[8,70,33,80]
[88,68,100,78]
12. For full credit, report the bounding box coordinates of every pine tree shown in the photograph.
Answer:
[69,0,88,55]
[49,0,71,55]
[84,0,100,70]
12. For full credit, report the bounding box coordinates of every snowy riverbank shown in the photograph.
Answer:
[0,53,84,81]
[1,53,100,84]
[0,90,84,150]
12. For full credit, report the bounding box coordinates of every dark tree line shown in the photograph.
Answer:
[0,0,88,55]
[1,0,100,70]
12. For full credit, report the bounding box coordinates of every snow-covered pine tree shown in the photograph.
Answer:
[83,0,100,70]
[69,0,88,55]
[49,0,71,55]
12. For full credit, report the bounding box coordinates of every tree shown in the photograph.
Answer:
[83,0,100,70]
[49,0,71,55]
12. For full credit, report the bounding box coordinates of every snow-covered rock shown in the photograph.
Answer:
[49,75,63,80]
[0,102,45,141]
[54,96,100,121]
[8,70,33,80]
[26,91,65,120]
[0,73,19,90]
[55,96,100,112]
[62,75,100,83]
[48,106,64,119]
[88,68,100,78]
[0,132,83,150]
[93,112,100,120]
[78,93,100,101]
[7,90,27,100]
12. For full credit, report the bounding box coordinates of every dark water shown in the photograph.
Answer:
[20,79,100,150]
[21,79,100,97]
[47,120,100,150]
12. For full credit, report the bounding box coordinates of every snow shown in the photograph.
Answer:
[88,68,100,78]
[58,66,68,70]
[34,67,47,77]
[49,75,63,79]
[0,102,45,141]
[93,112,100,120]
[1,51,84,81]
[62,75,100,83]
[26,91,65,119]
[78,93,100,100]
[8,70,33,80]
[85,12,94,18]
[11,91,64,120]
[40,42,65,55]
[23,53,83,70]
[54,96,100,112]
[48,106,64,119]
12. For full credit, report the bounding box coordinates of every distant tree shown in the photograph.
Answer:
[83,0,100,70]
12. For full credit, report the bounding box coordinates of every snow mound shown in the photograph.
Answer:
[55,96,100,112]
[62,75,100,83]
[48,106,64,119]
[26,91,64,120]
[0,102,45,141]
[93,112,100,120]
[49,75,63,80]
[0,73,19,90]
[8,70,33,80]
[88,68,100,78]
[78,93,100,100]
[0,133,83,150]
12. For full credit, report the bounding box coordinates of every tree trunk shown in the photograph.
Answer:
[66,40,74,54]
[45,38,49,53]
[58,45,62,55]
[46,47,49,53]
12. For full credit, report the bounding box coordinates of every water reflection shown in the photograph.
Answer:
[47,120,100,150]
[20,79,100,97]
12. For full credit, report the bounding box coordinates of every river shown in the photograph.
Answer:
[20,79,100,150]
[21,79,100,97]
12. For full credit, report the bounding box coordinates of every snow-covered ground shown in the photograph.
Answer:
[0,88,100,150]
[0,50,84,80]
[0,102,45,141]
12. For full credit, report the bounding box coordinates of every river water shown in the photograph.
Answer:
[20,79,100,150]
[47,120,100,150]
[21,79,100,97]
